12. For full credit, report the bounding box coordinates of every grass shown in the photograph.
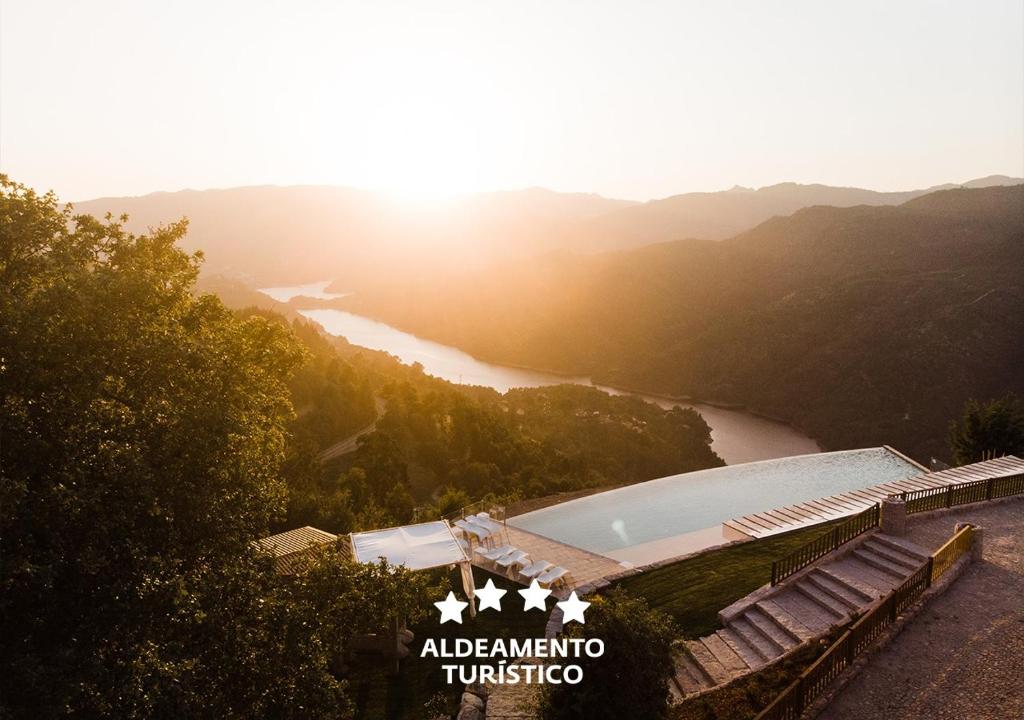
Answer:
[617,521,840,638]
[349,566,548,720]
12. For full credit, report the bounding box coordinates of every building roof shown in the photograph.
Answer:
[254,526,339,574]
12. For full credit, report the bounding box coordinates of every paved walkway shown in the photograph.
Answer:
[726,455,1024,539]
[823,497,1024,720]
[485,657,544,720]
[476,525,625,597]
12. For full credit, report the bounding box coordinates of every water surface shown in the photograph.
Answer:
[509,448,922,557]
[263,284,821,464]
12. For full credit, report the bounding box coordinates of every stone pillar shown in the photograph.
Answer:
[880,497,907,536]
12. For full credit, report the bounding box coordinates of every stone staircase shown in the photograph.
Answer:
[668,532,929,700]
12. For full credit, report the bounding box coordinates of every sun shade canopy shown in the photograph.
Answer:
[350,521,469,570]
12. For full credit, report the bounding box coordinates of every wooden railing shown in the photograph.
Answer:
[930,524,974,582]
[895,473,1024,515]
[770,505,879,585]
[754,526,975,720]
[442,499,506,524]
[769,471,1023,587]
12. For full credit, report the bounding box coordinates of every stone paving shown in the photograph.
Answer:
[476,525,625,597]
[483,657,545,720]
[822,497,1024,720]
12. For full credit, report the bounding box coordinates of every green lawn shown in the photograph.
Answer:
[617,522,840,638]
[350,566,549,720]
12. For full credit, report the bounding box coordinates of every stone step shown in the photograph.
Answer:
[793,580,853,621]
[728,617,783,661]
[716,628,768,670]
[743,607,798,655]
[871,534,930,562]
[757,599,816,641]
[852,548,911,579]
[861,539,923,570]
[672,646,714,694]
[667,677,686,703]
[807,569,871,608]
[773,583,845,629]
[827,558,899,595]
[685,640,734,685]
[700,633,749,676]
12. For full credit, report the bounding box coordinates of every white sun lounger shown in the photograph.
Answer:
[454,519,491,542]
[468,513,503,532]
[535,566,571,588]
[494,549,530,571]
[518,560,554,580]
[474,544,514,562]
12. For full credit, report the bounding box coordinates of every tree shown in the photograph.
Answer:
[539,590,677,720]
[0,176,436,718]
[949,394,1024,465]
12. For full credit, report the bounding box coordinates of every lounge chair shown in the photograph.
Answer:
[470,512,503,531]
[466,514,503,533]
[474,544,514,562]
[518,560,553,580]
[494,549,530,572]
[535,566,572,589]
[454,519,491,543]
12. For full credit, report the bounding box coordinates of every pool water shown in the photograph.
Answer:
[508,448,923,558]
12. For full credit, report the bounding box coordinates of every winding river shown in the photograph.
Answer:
[259,282,821,465]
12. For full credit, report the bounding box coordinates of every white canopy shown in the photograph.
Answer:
[350,520,476,615]
[350,520,469,570]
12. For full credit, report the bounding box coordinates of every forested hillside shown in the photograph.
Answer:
[230,303,723,535]
[348,186,1024,461]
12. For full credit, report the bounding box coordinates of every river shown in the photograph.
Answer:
[261,282,821,464]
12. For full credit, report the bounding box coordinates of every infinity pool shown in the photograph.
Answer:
[508,448,923,561]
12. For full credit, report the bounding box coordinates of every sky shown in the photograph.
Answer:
[2,0,1022,202]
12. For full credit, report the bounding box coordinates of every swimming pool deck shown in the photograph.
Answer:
[724,456,1024,539]
[473,524,626,596]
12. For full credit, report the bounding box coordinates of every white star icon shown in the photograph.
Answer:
[556,591,590,624]
[434,591,469,624]
[475,578,507,612]
[518,579,552,611]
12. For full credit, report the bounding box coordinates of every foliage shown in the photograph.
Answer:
[348,567,547,720]
[949,393,1024,465]
[0,176,435,719]
[236,313,723,535]
[539,590,677,720]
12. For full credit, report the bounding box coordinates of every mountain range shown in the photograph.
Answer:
[346,185,1024,462]
[71,175,1021,287]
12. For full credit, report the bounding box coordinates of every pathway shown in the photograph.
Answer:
[725,455,1024,539]
[317,397,386,463]
[820,497,1024,720]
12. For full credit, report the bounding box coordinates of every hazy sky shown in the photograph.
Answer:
[2,0,1022,202]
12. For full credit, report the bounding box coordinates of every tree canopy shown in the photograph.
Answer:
[0,176,436,719]
[539,590,677,720]
[949,394,1024,465]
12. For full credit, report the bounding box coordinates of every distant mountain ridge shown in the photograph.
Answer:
[69,176,1021,286]
[347,186,1024,462]
[563,176,1023,250]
